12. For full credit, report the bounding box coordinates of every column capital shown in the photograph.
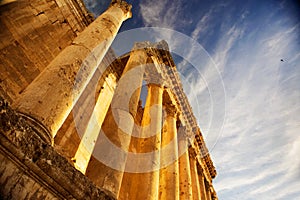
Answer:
[164,103,178,118]
[144,72,165,87]
[146,80,165,88]
[130,40,169,53]
[110,0,132,19]
[0,97,52,144]
[144,62,166,87]
[177,125,189,142]
[132,41,151,50]
[153,40,169,51]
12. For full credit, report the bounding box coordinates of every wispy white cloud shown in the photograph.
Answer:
[191,8,214,40]
[211,16,300,200]
[139,0,184,29]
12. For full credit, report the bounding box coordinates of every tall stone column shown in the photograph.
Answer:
[198,168,208,200]
[159,103,180,200]
[73,73,117,174]
[131,82,164,200]
[85,44,148,198]
[205,180,212,200]
[178,129,193,199]
[189,149,201,200]
[13,0,132,143]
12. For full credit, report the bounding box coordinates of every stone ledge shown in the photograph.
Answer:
[0,97,115,200]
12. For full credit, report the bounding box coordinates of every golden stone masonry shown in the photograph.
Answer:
[0,0,217,199]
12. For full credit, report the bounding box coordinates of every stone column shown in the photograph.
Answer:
[189,149,201,200]
[85,44,148,198]
[73,73,117,174]
[178,129,193,199]
[13,0,132,143]
[205,180,212,200]
[131,82,164,200]
[159,103,180,200]
[198,167,207,200]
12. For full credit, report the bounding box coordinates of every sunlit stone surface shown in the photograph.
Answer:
[0,0,217,199]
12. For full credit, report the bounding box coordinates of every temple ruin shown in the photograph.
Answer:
[0,0,217,199]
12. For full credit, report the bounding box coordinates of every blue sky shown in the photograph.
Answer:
[84,0,300,199]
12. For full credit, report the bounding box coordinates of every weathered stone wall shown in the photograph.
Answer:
[0,97,114,199]
[0,0,93,103]
[0,152,58,200]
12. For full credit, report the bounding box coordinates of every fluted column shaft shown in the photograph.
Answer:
[73,73,117,173]
[159,104,179,200]
[13,1,132,142]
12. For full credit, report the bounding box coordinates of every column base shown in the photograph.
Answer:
[17,112,53,145]
[1,97,52,145]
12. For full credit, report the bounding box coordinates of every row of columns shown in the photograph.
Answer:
[12,0,216,199]
[79,45,214,199]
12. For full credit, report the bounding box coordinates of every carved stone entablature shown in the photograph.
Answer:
[72,0,95,24]
[110,0,132,18]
